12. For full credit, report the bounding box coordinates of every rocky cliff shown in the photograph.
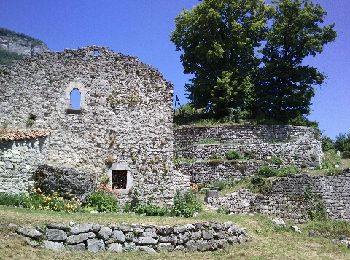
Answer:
[0,27,49,65]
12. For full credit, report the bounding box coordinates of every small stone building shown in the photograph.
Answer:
[0,46,188,204]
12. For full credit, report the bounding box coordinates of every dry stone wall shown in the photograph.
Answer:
[207,170,350,221]
[16,222,247,253]
[0,46,189,204]
[175,125,323,167]
[0,138,47,193]
[176,160,262,184]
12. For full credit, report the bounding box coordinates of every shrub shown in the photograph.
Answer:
[321,136,335,152]
[130,203,169,216]
[172,191,202,218]
[0,192,28,207]
[225,150,241,160]
[277,165,300,177]
[258,165,278,178]
[0,189,81,212]
[85,191,119,213]
[206,180,227,191]
[322,150,341,175]
[250,176,272,194]
[270,156,283,166]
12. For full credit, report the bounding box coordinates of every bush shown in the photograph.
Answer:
[225,150,241,160]
[0,193,28,207]
[335,133,350,158]
[322,150,341,176]
[0,189,81,212]
[172,191,202,218]
[250,176,272,194]
[321,136,335,152]
[277,165,300,177]
[270,156,283,166]
[258,165,278,178]
[85,191,119,213]
[129,203,169,216]
[206,180,227,191]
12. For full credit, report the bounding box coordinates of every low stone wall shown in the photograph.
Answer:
[175,125,323,167]
[34,165,96,200]
[17,222,247,253]
[0,138,47,193]
[176,160,261,184]
[207,170,350,221]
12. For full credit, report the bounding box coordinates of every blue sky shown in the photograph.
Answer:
[0,0,349,138]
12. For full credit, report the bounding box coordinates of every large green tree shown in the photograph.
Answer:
[172,0,336,123]
[256,0,336,123]
[171,0,271,118]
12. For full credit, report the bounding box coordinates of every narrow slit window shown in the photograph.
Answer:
[70,88,81,109]
[112,170,127,189]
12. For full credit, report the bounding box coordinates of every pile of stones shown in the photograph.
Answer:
[17,222,247,253]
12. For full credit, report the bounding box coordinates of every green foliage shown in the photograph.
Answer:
[127,203,169,216]
[84,191,119,213]
[258,164,300,178]
[0,27,44,45]
[250,176,273,194]
[322,135,335,152]
[256,0,337,123]
[269,156,283,166]
[258,165,278,178]
[225,150,242,160]
[321,150,342,176]
[304,187,327,221]
[171,0,270,118]
[172,191,203,218]
[206,180,230,191]
[173,157,196,165]
[0,193,28,207]
[196,138,221,145]
[276,165,300,177]
[335,133,350,158]
[0,49,24,65]
[0,189,81,212]
[304,219,350,239]
[172,0,336,123]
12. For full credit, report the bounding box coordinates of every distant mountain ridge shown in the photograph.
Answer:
[0,27,49,65]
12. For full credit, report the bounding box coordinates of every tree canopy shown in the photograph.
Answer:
[171,0,336,123]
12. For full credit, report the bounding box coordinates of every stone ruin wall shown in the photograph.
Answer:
[0,46,189,204]
[176,160,262,184]
[16,221,247,253]
[175,125,323,167]
[0,138,47,193]
[207,170,350,222]
[175,125,323,185]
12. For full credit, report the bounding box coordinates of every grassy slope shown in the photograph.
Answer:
[0,206,349,259]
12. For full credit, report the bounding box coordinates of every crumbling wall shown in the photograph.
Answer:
[207,170,350,221]
[0,138,47,193]
[0,46,188,204]
[175,125,323,167]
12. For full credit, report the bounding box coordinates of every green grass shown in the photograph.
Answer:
[1,206,350,259]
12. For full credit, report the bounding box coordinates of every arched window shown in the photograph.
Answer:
[70,88,81,110]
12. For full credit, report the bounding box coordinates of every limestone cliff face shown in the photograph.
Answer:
[0,27,49,56]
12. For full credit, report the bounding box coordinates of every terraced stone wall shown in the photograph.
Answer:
[207,170,350,221]
[175,125,323,167]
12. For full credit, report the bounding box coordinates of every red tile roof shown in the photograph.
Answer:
[0,129,50,141]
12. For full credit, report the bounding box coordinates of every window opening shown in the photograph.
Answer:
[70,88,81,109]
[93,50,100,57]
[112,170,127,189]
